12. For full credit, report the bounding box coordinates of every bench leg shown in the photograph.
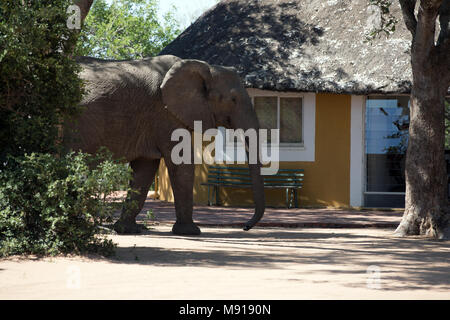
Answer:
[215,186,221,206]
[207,186,211,206]
[286,188,289,208]
[294,189,298,208]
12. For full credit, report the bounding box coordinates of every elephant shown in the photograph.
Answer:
[66,54,265,235]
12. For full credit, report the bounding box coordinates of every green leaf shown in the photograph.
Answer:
[74,0,182,59]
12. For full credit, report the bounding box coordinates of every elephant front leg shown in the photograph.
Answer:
[114,158,160,234]
[166,162,201,235]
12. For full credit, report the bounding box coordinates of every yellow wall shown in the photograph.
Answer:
[158,93,351,208]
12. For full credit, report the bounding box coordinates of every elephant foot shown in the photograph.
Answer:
[172,222,201,235]
[113,219,145,234]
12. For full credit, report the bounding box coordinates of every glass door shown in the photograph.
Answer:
[364,96,410,207]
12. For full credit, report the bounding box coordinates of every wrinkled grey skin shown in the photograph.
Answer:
[66,55,265,235]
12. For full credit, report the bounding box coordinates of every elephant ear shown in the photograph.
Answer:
[160,59,216,131]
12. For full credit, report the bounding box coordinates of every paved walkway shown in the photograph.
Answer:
[134,198,403,229]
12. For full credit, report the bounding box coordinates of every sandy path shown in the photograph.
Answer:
[0,226,449,299]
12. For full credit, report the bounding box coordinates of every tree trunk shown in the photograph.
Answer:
[395,73,450,238]
[74,0,94,25]
[395,1,450,238]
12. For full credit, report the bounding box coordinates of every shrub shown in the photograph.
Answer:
[0,1,136,258]
[0,150,133,257]
[0,0,84,163]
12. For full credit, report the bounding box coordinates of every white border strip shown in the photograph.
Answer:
[350,95,365,207]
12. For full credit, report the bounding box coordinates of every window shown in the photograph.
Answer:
[216,89,315,163]
[364,96,410,207]
[253,96,303,145]
[280,98,303,143]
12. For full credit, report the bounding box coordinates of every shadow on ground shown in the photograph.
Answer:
[97,227,450,292]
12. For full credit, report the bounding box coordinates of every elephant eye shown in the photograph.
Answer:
[230,88,238,104]
[209,89,221,101]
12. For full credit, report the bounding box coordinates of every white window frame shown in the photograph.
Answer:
[215,89,316,162]
[252,93,304,148]
[248,89,315,162]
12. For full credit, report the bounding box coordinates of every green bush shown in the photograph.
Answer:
[0,1,128,257]
[0,0,84,163]
[0,150,133,257]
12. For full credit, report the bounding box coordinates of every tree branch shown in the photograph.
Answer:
[440,36,450,86]
[437,0,450,45]
[435,1,450,97]
[74,0,94,27]
[412,0,442,64]
[67,0,94,55]
[399,0,418,35]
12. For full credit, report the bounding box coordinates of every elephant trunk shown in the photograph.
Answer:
[243,160,265,231]
[232,108,266,231]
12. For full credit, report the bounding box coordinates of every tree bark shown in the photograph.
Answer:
[395,72,449,238]
[395,0,450,239]
[74,0,94,26]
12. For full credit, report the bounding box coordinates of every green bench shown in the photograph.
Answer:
[201,165,304,208]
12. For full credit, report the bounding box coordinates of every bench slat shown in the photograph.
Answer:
[208,170,304,177]
[206,180,303,186]
[207,176,303,183]
[210,165,304,172]
[202,182,303,187]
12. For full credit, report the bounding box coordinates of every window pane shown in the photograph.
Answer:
[280,97,302,143]
[254,96,277,142]
[365,96,410,194]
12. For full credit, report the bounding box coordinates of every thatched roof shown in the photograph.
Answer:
[159,0,413,94]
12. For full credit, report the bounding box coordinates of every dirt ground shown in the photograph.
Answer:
[1,225,449,299]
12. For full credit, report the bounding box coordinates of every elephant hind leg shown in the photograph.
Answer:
[114,158,160,234]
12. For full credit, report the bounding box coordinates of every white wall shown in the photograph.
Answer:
[350,95,365,207]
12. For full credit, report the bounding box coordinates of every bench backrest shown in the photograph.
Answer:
[206,165,304,188]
